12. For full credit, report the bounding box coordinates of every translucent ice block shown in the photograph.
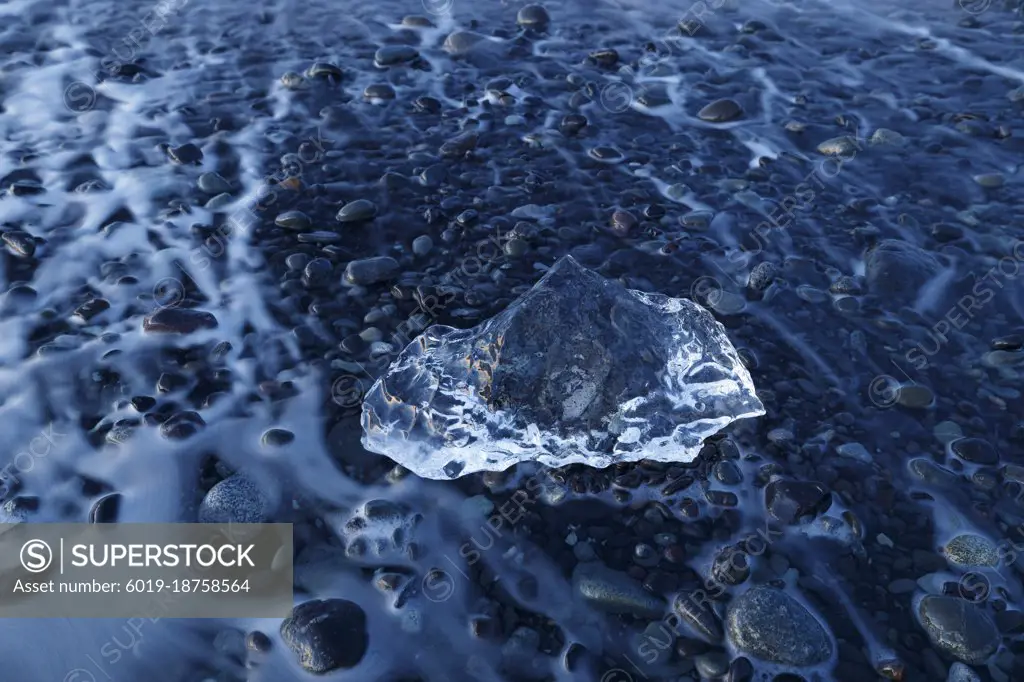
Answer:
[360,256,764,479]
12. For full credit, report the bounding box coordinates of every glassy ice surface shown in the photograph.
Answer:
[361,256,764,479]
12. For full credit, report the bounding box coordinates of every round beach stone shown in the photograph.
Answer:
[917,595,1000,665]
[198,475,272,524]
[943,535,999,567]
[516,4,550,28]
[336,199,378,223]
[280,599,369,673]
[343,257,400,286]
[726,586,833,666]
[697,98,743,122]
[951,438,998,465]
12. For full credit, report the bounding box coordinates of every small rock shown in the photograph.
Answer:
[947,662,982,682]
[572,562,665,618]
[275,210,312,230]
[869,128,906,147]
[344,257,400,286]
[363,83,396,100]
[280,599,369,673]
[443,31,486,55]
[516,4,550,28]
[261,428,295,447]
[973,173,1004,188]
[198,172,231,194]
[374,45,419,67]
[836,443,872,463]
[165,143,203,164]
[2,231,36,258]
[764,480,832,524]
[73,298,110,322]
[199,475,272,524]
[865,239,941,305]
[817,136,861,157]
[917,595,1000,665]
[336,199,378,223]
[951,438,998,465]
[748,262,776,291]
[305,62,343,80]
[898,384,934,408]
[726,586,833,666]
[412,235,434,256]
[143,308,218,334]
[943,535,999,567]
[697,98,743,122]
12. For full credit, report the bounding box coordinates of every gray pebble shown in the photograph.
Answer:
[344,257,400,286]
[198,475,272,524]
[412,235,434,256]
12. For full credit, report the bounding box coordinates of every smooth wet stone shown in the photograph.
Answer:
[344,257,400,286]
[443,31,486,55]
[944,535,999,567]
[947,662,982,682]
[281,599,369,673]
[588,48,619,68]
[363,83,395,100]
[765,480,832,524]
[360,255,764,479]
[159,411,205,439]
[204,193,233,210]
[817,136,861,157]
[374,45,419,67]
[305,62,343,80]
[917,595,1000,665]
[869,128,907,147]
[727,587,832,666]
[302,258,333,289]
[336,199,378,223]
[199,475,271,523]
[982,350,1024,368]
[560,113,588,136]
[898,384,934,409]
[973,173,1004,188]
[695,652,730,678]
[165,143,203,164]
[673,591,724,641]
[412,235,433,256]
[261,428,295,447]
[836,442,872,463]
[413,96,441,114]
[588,146,624,163]
[440,132,477,157]
[89,493,121,523]
[2,231,36,257]
[73,297,110,322]
[951,438,998,465]
[198,172,231,194]
[274,210,311,231]
[934,421,964,444]
[143,308,218,334]
[401,15,434,28]
[516,4,550,28]
[572,562,665,618]
[610,210,636,236]
[748,262,776,291]
[280,71,304,89]
[993,334,1023,351]
[864,239,941,304]
[697,98,743,122]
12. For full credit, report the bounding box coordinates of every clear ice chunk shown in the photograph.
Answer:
[360,256,765,479]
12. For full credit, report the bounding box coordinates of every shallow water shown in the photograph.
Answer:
[1,0,1023,679]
